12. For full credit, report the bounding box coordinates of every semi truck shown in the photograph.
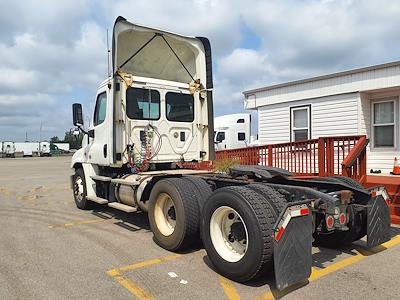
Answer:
[70,17,391,290]
[214,113,252,150]
[1,141,15,158]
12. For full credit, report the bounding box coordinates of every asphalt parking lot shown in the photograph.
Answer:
[1,156,400,300]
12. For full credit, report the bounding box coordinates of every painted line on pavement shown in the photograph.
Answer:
[255,235,400,299]
[106,253,182,300]
[218,275,241,300]
[48,218,110,228]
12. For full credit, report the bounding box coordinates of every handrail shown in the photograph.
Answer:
[341,136,368,168]
[341,136,369,178]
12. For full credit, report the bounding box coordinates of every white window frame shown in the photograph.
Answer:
[290,105,311,142]
[371,98,398,150]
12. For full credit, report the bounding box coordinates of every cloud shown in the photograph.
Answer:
[1,0,400,140]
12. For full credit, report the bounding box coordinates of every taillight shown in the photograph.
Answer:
[339,213,346,225]
[326,215,334,229]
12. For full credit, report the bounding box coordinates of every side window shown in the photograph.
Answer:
[216,132,225,142]
[166,92,194,122]
[237,118,245,123]
[372,100,395,148]
[126,87,160,120]
[238,132,246,141]
[93,92,107,126]
[290,105,311,141]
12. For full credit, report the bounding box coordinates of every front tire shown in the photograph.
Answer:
[72,168,93,210]
[201,186,276,282]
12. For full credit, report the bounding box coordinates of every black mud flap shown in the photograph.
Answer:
[367,188,391,249]
[273,201,313,291]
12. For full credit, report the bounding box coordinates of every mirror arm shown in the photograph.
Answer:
[77,125,88,135]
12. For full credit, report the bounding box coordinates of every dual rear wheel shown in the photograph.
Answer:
[149,179,287,282]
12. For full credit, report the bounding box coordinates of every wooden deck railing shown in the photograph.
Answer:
[215,135,368,180]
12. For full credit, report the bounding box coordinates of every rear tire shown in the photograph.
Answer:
[148,178,200,251]
[181,176,213,212]
[247,184,287,217]
[201,186,276,282]
[72,168,93,210]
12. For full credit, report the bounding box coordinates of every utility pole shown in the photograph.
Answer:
[39,121,43,142]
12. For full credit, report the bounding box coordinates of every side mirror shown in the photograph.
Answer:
[72,103,84,126]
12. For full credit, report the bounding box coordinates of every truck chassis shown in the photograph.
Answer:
[71,164,391,290]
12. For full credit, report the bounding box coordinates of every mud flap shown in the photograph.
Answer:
[367,188,391,248]
[273,201,313,291]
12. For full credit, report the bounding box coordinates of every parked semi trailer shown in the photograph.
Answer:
[70,17,391,290]
[1,141,15,157]
[15,142,39,156]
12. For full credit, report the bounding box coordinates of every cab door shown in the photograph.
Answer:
[87,88,111,165]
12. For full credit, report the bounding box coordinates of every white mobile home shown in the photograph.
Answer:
[244,61,400,175]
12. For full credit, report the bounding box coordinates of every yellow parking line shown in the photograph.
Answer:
[117,254,182,273]
[48,218,108,228]
[106,253,182,299]
[218,275,241,300]
[109,269,155,300]
[255,235,400,300]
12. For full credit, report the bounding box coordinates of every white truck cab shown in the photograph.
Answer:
[71,17,214,171]
[214,113,251,150]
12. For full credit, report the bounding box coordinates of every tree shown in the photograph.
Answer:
[63,130,84,149]
[50,136,61,143]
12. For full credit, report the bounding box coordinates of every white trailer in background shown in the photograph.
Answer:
[214,113,252,150]
[15,142,39,156]
[1,142,15,157]
[54,143,70,152]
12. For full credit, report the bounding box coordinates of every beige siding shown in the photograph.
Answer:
[360,91,400,174]
[258,93,359,144]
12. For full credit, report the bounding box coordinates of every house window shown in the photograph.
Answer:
[372,100,395,148]
[238,132,246,141]
[291,105,311,141]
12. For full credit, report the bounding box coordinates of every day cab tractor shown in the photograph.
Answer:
[70,17,391,290]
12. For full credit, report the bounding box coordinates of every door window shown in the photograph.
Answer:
[216,132,225,143]
[93,92,107,126]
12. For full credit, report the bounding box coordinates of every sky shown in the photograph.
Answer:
[1,0,400,141]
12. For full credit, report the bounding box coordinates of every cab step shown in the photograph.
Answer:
[108,202,137,213]
[111,178,140,186]
[90,175,112,182]
[86,195,108,204]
